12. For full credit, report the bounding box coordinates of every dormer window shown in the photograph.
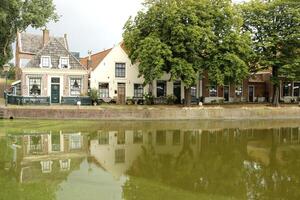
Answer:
[40,56,52,68]
[59,57,70,69]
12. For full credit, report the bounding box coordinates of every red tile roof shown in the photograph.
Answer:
[80,48,112,71]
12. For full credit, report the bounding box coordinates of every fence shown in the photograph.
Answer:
[6,94,50,105]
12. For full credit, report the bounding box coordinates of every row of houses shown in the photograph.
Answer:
[11,29,300,104]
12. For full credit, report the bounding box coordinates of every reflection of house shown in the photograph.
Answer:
[90,129,201,179]
[247,127,300,165]
[12,132,88,183]
[21,132,86,156]
[13,29,88,103]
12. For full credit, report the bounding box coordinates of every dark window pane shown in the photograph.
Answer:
[134,84,144,97]
[156,130,166,145]
[157,81,166,97]
[115,149,125,163]
[115,63,126,78]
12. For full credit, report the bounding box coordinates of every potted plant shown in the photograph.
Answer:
[89,88,99,106]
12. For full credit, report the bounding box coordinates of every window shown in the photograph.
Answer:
[293,82,300,97]
[40,160,53,173]
[191,86,197,97]
[70,134,81,150]
[133,131,143,144]
[115,63,126,78]
[172,130,181,145]
[235,85,243,97]
[157,80,167,97]
[115,149,125,163]
[70,78,82,96]
[40,56,51,68]
[60,159,71,171]
[156,130,166,145]
[29,77,41,96]
[98,132,109,145]
[283,82,292,97]
[134,84,144,98]
[99,83,109,98]
[59,57,69,69]
[208,82,217,97]
[117,131,125,144]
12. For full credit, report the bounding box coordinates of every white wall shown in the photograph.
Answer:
[90,44,144,98]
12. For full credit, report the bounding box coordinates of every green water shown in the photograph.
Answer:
[1,119,300,200]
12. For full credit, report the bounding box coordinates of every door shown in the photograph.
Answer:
[173,81,181,104]
[51,84,60,103]
[117,83,126,104]
[248,85,254,102]
[223,85,229,102]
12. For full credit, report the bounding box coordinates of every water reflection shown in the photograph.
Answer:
[1,126,300,200]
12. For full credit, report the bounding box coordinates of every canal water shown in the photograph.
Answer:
[0,120,300,200]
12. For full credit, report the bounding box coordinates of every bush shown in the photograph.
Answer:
[144,93,154,105]
[88,88,99,105]
[166,94,177,105]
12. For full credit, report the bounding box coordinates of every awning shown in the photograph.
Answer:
[11,80,21,86]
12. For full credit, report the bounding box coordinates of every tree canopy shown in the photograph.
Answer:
[0,0,58,67]
[241,0,300,106]
[123,0,252,104]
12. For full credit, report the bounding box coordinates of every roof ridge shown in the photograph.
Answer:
[53,37,87,70]
[82,48,113,59]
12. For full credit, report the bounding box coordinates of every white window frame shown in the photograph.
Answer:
[40,56,52,68]
[59,56,70,69]
[69,77,82,96]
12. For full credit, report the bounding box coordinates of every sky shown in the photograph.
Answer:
[28,0,246,58]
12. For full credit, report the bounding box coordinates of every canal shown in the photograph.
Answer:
[0,119,300,200]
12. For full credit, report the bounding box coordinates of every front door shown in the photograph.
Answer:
[117,83,126,104]
[224,85,229,102]
[51,84,60,103]
[51,77,60,104]
[173,81,181,104]
[248,85,254,102]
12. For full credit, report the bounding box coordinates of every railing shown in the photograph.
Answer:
[61,96,92,105]
[6,94,50,105]
[29,144,42,153]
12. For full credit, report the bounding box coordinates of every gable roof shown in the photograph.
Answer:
[25,38,85,70]
[18,33,67,54]
[80,48,112,71]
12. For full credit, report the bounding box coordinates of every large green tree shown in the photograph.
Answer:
[123,0,252,105]
[0,0,58,68]
[241,0,300,106]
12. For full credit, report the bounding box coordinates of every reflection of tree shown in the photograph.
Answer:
[125,141,247,200]
[245,131,300,200]
[0,170,57,200]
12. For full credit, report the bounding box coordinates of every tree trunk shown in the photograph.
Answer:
[184,87,191,107]
[148,82,153,96]
[272,66,280,107]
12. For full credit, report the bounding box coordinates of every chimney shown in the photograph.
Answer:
[43,29,50,46]
[87,50,92,70]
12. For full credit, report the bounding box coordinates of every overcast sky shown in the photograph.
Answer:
[28,0,246,58]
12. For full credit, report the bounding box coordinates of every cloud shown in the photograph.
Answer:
[27,0,247,57]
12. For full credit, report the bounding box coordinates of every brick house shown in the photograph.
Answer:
[13,30,88,104]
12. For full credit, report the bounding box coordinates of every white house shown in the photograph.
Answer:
[81,43,203,104]
[81,43,145,104]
